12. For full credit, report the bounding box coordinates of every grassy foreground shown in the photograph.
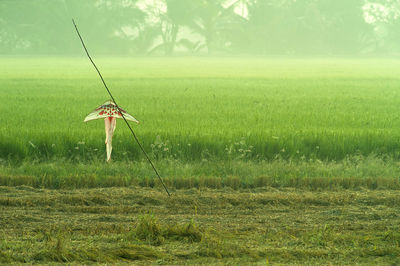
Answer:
[1,186,400,264]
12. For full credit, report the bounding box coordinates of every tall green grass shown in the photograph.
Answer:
[1,156,400,190]
[2,57,400,162]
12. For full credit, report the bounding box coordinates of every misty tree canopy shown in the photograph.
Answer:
[1,0,400,55]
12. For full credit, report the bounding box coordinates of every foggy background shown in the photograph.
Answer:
[1,0,400,56]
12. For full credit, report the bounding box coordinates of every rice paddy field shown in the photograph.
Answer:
[1,57,400,264]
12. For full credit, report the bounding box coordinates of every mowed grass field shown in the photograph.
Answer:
[1,186,400,264]
[1,57,400,264]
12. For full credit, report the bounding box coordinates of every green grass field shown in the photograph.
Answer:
[2,57,400,264]
[2,57,400,163]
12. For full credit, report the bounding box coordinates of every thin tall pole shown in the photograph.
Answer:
[72,19,170,196]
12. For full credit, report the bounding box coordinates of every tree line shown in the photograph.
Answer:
[1,0,399,55]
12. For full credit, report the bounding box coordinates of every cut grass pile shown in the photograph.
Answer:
[1,186,399,264]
